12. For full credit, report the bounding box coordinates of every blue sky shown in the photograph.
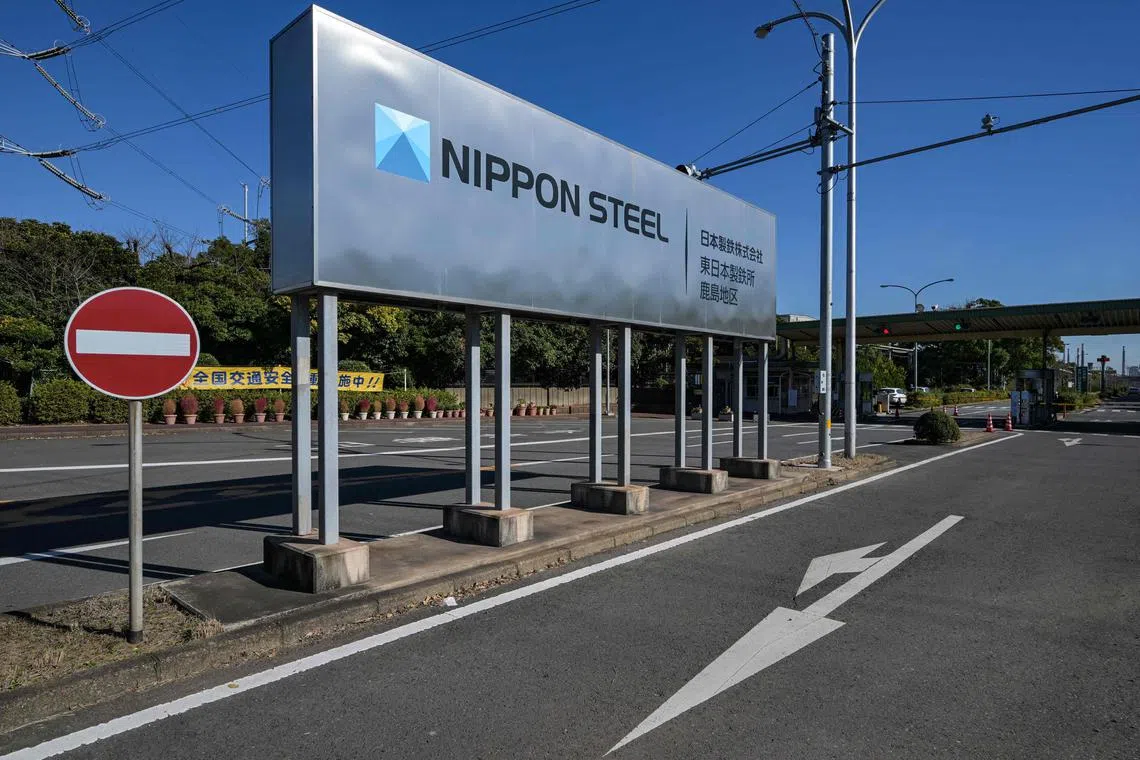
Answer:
[2,0,1138,369]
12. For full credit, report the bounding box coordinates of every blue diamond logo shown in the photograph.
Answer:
[375,103,430,182]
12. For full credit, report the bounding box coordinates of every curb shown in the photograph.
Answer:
[0,458,891,735]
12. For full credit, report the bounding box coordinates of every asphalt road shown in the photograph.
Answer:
[3,401,1136,759]
[0,413,931,612]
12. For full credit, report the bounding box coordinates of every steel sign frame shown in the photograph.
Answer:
[271,6,777,340]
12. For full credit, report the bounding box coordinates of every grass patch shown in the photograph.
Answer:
[1,587,220,693]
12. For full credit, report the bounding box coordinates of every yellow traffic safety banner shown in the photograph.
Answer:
[181,366,384,392]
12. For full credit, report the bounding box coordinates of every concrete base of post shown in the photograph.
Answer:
[263,534,370,593]
[444,505,533,547]
[570,481,649,515]
[719,457,781,480]
[658,466,728,494]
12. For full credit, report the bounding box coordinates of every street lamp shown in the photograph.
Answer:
[880,278,954,389]
[756,1,888,459]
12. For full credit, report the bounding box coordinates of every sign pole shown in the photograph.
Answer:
[127,399,144,643]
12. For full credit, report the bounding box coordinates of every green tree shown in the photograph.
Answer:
[856,346,906,389]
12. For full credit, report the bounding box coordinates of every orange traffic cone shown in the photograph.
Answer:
[953,405,960,417]
[985,414,994,432]
[1004,413,1013,432]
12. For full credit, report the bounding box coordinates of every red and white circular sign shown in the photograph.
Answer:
[65,287,200,400]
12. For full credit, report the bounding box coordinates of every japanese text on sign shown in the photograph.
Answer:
[181,366,385,391]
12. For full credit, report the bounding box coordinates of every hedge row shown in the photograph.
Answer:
[0,380,465,425]
[906,390,1008,408]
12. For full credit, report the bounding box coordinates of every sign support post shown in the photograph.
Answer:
[127,399,143,643]
[617,325,632,487]
[495,313,511,509]
[318,293,339,544]
[589,324,603,483]
[674,334,686,468]
[759,342,769,460]
[465,310,481,504]
[732,339,744,458]
[702,336,714,470]
[291,295,312,536]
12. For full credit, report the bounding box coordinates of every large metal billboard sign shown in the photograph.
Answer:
[270,6,777,339]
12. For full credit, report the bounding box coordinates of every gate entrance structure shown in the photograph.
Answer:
[268,6,778,591]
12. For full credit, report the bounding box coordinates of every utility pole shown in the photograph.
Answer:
[987,340,992,390]
[241,182,250,244]
[817,33,835,469]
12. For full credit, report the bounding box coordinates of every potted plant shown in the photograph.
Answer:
[180,394,199,424]
[690,405,703,421]
[397,399,409,419]
[425,395,438,419]
[356,398,370,420]
[229,398,245,424]
[412,394,425,419]
[526,402,537,416]
[718,405,734,422]
[513,402,524,416]
[550,405,558,415]
[253,397,268,423]
[458,403,466,419]
[272,398,286,422]
[338,397,350,421]
[370,398,383,420]
[213,396,225,424]
[384,397,396,420]
[162,398,178,425]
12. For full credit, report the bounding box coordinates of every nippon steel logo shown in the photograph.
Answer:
[374,103,430,183]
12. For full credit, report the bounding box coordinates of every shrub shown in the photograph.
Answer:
[273,398,286,414]
[0,381,23,425]
[413,394,425,412]
[229,398,244,416]
[196,353,221,366]
[254,397,268,414]
[213,396,226,415]
[384,397,396,412]
[425,396,438,413]
[180,395,199,416]
[356,398,370,413]
[89,394,128,424]
[338,359,371,372]
[162,398,177,416]
[29,379,91,424]
[398,399,409,413]
[914,409,961,444]
[338,397,349,414]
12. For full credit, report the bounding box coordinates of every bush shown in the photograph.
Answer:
[254,397,268,415]
[338,360,371,372]
[425,395,438,413]
[273,398,286,414]
[163,398,177,416]
[180,395,199,417]
[213,396,226,415]
[29,379,91,424]
[197,353,221,366]
[384,397,396,412]
[914,409,961,444]
[89,394,129,424]
[413,394,425,412]
[229,398,244,416]
[0,381,22,425]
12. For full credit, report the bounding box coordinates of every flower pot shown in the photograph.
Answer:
[234,413,246,424]
[459,410,465,418]
[551,408,558,415]
[385,411,395,420]
[255,413,267,423]
[690,412,703,420]
[183,415,197,425]
[164,414,177,425]
[526,407,537,416]
[718,413,734,422]
[513,407,523,416]
[214,414,225,424]
[340,412,349,421]
[399,411,408,419]
[274,413,286,422]
[413,410,422,419]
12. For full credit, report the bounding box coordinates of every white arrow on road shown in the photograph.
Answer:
[608,515,964,755]
[1058,437,1082,447]
[795,542,885,596]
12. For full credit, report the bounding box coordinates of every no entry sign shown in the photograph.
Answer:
[65,287,200,400]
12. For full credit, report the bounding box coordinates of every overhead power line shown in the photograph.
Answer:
[418,0,603,53]
[54,0,91,34]
[691,80,818,163]
[66,0,185,52]
[848,86,1140,105]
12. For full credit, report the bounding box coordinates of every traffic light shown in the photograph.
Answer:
[878,326,892,336]
[953,321,969,332]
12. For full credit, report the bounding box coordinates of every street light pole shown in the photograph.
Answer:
[818,32,835,469]
[880,278,954,390]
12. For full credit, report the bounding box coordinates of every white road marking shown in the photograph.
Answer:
[1059,437,1083,447]
[794,543,885,596]
[797,436,844,444]
[608,515,965,753]
[74,329,191,357]
[0,532,194,568]
[0,436,1021,760]
[391,436,456,444]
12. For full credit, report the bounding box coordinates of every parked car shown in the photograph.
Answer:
[956,386,976,393]
[876,387,908,406]
[912,386,931,393]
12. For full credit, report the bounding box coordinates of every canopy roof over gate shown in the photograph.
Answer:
[777,298,1140,344]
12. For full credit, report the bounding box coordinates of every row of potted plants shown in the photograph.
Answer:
[510,402,561,416]
[163,396,287,424]
[688,406,735,421]
[341,394,468,421]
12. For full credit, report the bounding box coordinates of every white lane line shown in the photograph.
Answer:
[0,433,1023,760]
[797,437,844,445]
[75,329,190,357]
[0,428,742,475]
[0,532,194,568]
